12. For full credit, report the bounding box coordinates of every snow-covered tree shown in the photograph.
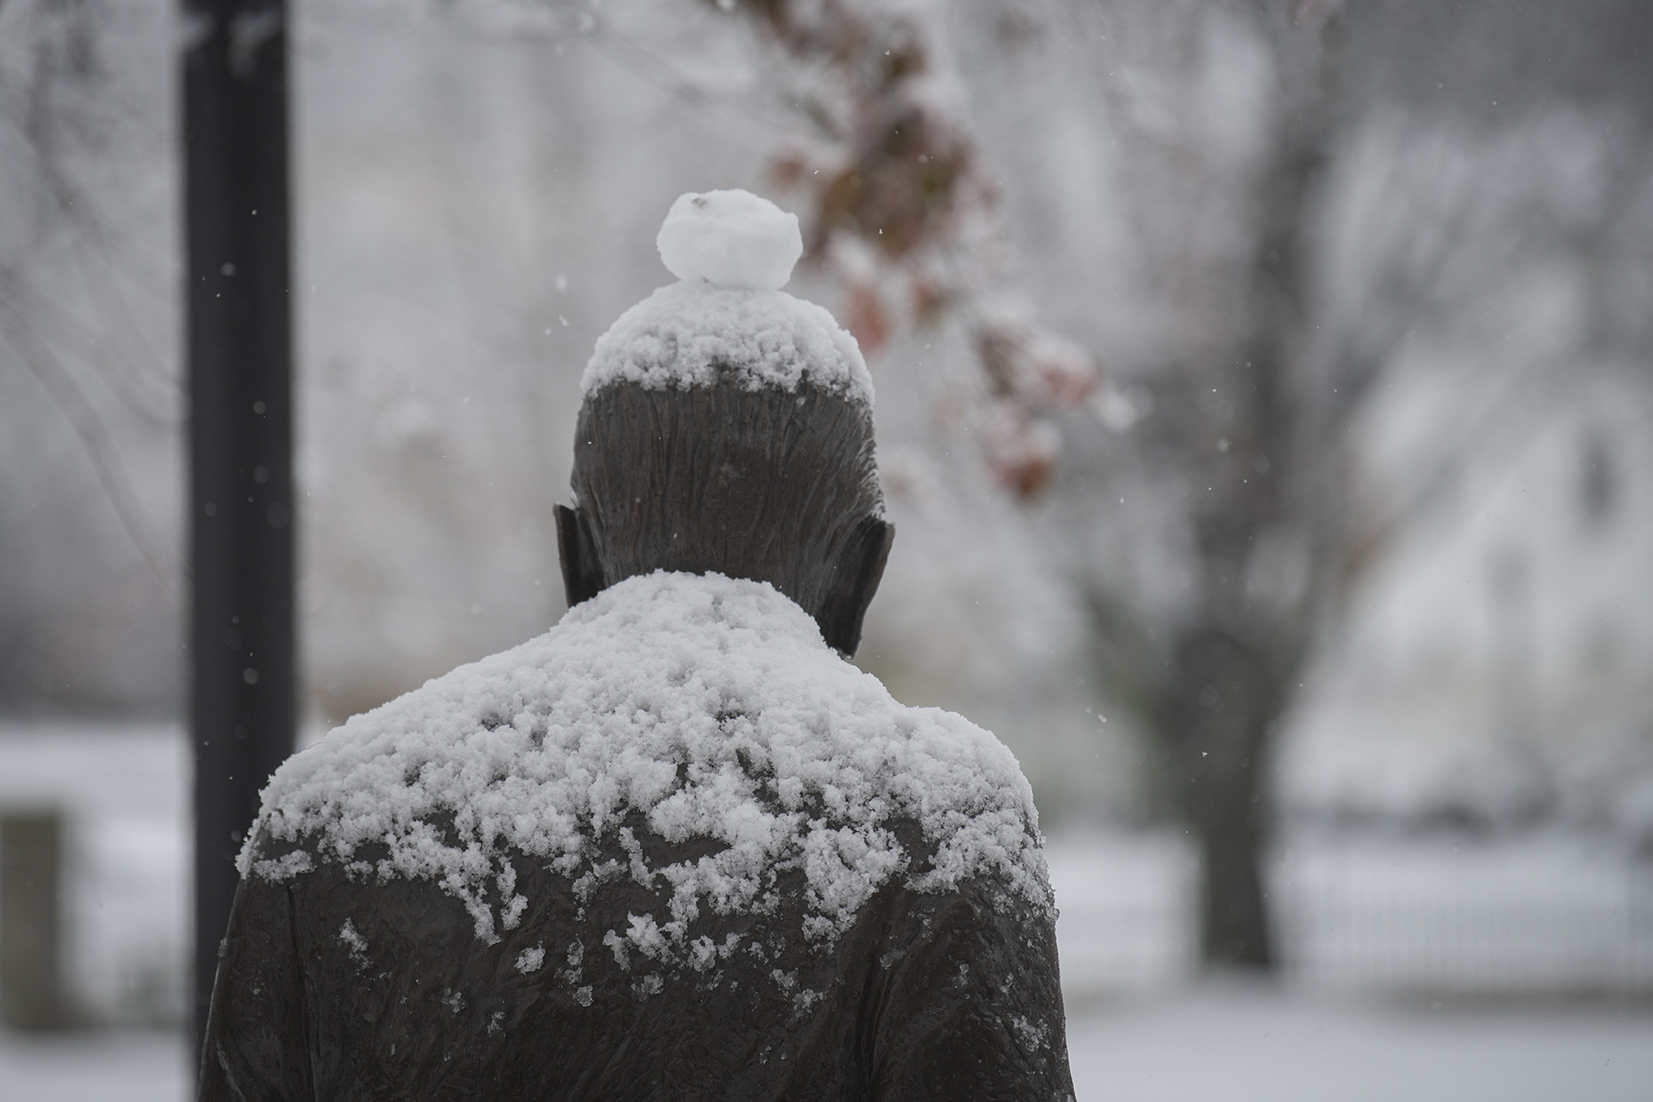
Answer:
[729,0,1653,965]
[958,0,1653,966]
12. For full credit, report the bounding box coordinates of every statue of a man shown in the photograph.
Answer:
[200,191,1074,1102]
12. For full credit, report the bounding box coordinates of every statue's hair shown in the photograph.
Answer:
[566,373,886,641]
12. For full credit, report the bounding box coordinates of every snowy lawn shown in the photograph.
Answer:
[0,1028,189,1102]
[1064,984,1653,1102]
[5,988,1652,1101]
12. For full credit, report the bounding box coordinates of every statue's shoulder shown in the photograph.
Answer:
[236,622,562,882]
[241,572,1051,942]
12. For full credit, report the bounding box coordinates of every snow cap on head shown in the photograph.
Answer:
[579,191,873,404]
[657,189,803,290]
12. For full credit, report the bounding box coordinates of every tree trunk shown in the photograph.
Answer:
[1155,4,1335,970]
[1163,625,1280,968]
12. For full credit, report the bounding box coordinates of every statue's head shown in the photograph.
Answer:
[556,190,893,657]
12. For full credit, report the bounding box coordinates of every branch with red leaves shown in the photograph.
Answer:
[728,0,1099,499]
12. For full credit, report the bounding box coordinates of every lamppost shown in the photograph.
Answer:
[182,0,295,1056]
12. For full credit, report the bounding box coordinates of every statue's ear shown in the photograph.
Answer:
[815,517,895,658]
[556,504,607,608]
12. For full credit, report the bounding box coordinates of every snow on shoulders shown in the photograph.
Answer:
[244,572,1046,948]
[578,191,873,404]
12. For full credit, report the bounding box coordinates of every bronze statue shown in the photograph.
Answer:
[199,190,1073,1102]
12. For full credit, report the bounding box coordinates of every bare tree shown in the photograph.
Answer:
[1045,0,1653,966]
[0,0,182,710]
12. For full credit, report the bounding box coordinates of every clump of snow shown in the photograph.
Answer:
[514,944,545,974]
[656,190,801,291]
[337,919,368,966]
[252,848,313,880]
[242,572,1047,959]
[578,282,873,405]
[1011,1013,1051,1052]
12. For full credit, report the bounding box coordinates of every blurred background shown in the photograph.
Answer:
[2,0,1652,1098]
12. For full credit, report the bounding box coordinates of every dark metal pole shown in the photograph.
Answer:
[183,0,295,1057]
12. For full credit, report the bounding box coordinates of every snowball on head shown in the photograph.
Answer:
[581,190,872,404]
[657,189,803,290]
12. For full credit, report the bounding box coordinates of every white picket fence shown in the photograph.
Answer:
[1049,831,1653,997]
[1271,838,1653,995]
[1046,833,1200,994]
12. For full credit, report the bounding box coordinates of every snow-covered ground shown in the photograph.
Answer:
[1064,984,1653,1102]
[4,986,1652,1102]
[0,1029,189,1102]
